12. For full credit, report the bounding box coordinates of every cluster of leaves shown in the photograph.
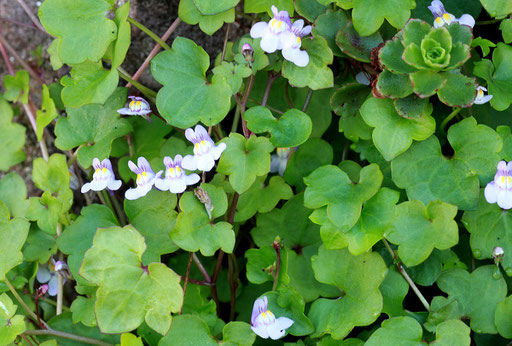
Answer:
[3,0,512,344]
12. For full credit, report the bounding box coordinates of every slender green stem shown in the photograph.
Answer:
[4,277,50,329]
[56,223,63,316]
[127,17,171,50]
[117,67,157,100]
[110,194,127,226]
[24,329,113,346]
[440,107,462,133]
[476,19,500,25]
[231,104,241,133]
[382,239,430,311]
[302,89,313,113]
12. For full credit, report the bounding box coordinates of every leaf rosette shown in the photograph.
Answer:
[377,19,476,107]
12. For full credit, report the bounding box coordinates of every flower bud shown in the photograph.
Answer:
[493,246,504,267]
[242,43,254,66]
[37,284,49,297]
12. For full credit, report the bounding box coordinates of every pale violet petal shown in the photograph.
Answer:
[89,179,108,191]
[251,297,268,325]
[271,5,278,17]
[185,173,200,186]
[282,47,309,67]
[195,124,210,139]
[498,161,507,171]
[154,178,170,191]
[125,184,152,200]
[117,107,136,115]
[251,22,269,39]
[128,160,140,174]
[211,142,227,160]
[36,266,51,284]
[479,95,493,104]
[428,0,445,17]
[267,320,287,340]
[292,19,304,31]
[433,19,444,28]
[484,182,498,203]
[278,159,287,176]
[81,182,92,193]
[300,25,312,37]
[497,189,512,209]
[185,128,197,143]
[457,14,475,28]
[270,155,280,173]
[181,155,197,171]
[196,154,216,172]
[260,34,280,53]
[107,179,122,191]
[48,275,59,296]
[276,316,294,330]
[92,158,101,169]
[251,325,269,339]
[168,178,188,194]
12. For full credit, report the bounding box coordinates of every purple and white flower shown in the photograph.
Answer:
[250,5,291,53]
[356,71,371,86]
[117,96,152,116]
[270,147,291,176]
[81,158,121,193]
[485,161,512,209]
[251,296,294,340]
[182,125,227,172]
[155,155,200,193]
[280,19,312,67]
[474,86,493,105]
[36,258,68,296]
[428,0,475,29]
[125,157,156,200]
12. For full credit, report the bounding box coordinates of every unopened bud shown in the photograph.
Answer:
[493,246,504,267]
[37,284,49,297]
[242,43,254,66]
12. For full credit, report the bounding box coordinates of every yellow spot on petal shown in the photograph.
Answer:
[270,20,276,28]
[129,100,135,108]
[95,168,100,173]
[102,168,107,173]
[435,17,443,24]
[137,173,141,181]
[277,21,282,29]
[442,13,451,20]
[142,171,147,177]
[136,101,141,107]
[297,37,301,44]
[176,166,181,173]
[261,311,267,317]
[502,176,506,184]
[200,140,206,147]
[169,167,175,174]
[508,176,511,184]
[195,143,200,149]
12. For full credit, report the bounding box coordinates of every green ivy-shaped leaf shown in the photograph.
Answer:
[36,85,58,141]
[171,184,234,256]
[309,246,387,339]
[295,0,328,22]
[474,43,512,111]
[234,175,293,222]
[151,37,232,128]
[360,96,435,161]
[217,134,273,194]
[0,201,30,281]
[26,191,63,235]
[38,0,117,64]
[0,293,26,345]
[304,163,382,231]
[124,189,179,264]
[212,61,252,94]
[386,200,458,267]
[245,246,290,288]
[70,296,96,327]
[193,0,239,15]
[54,88,132,168]
[221,321,256,346]
[0,96,26,171]
[80,226,183,335]
[392,117,501,210]
[0,172,28,218]
[3,70,29,104]
[159,314,216,345]
[23,226,58,263]
[336,21,383,63]
[319,187,399,255]
[380,266,408,317]
[244,106,312,147]
[179,0,235,35]
[282,36,334,90]
[244,0,294,14]
[480,0,512,18]
[436,266,507,334]
[365,317,470,346]
[496,295,512,338]
[313,10,349,57]
[462,192,512,276]
[57,204,119,289]
[351,0,415,36]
